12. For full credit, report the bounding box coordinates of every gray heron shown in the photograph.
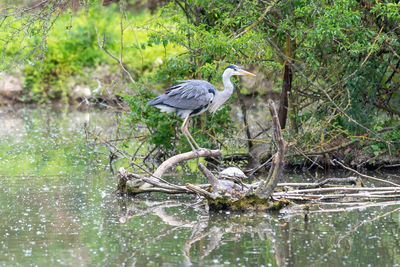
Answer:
[148,64,256,151]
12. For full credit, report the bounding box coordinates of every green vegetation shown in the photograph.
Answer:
[124,84,233,154]
[1,0,399,166]
[1,3,181,102]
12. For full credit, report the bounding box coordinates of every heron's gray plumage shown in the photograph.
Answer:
[148,64,255,151]
[148,80,216,118]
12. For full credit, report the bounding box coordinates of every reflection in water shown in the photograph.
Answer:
[0,114,25,137]
[0,107,119,177]
[0,107,400,266]
[117,198,400,266]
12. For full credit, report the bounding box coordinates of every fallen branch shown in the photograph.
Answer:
[272,186,400,201]
[186,183,216,199]
[274,192,400,200]
[383,163,400,168]
[276,177,359,188]
[197,162,224,191]
[281,201,400,215]
[275,186,400,194]
[333,159,400,187]
[153,149,222,179]
[116,149,221,195]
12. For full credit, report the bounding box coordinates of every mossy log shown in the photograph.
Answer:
[207,194,290,211]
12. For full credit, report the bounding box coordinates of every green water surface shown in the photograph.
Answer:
[0,107,399,266]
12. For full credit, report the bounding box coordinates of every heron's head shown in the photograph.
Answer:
[224,64,256,77]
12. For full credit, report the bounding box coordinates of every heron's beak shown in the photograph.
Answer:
[239,69,256,76]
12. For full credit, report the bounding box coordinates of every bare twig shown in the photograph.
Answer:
[292,145,324,169]
[282,201,400,215]
[274,192,400,200]
[93,20,137,85]
[383,163,400,168]
[247,154,274,176]
[289,139,359,157]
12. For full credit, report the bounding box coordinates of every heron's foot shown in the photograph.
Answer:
[192,149,200,158]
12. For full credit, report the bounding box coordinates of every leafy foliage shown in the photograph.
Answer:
[1,0,400,160]
[124,83,233,154]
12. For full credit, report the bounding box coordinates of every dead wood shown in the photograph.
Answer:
[276,186,400,194]
[281,200,400,215]
[186,183,216,199]
[333,159,400,187]
[114,100,318,211]
[274,177,361,189]
[197,162,224,191]
[153,149,221,179]
[272,186,400,201]
[116,149,222,195]
[254,100,287,198]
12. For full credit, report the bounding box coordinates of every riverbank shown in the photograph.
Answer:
[249,135,400,172]
[1,97,399,172]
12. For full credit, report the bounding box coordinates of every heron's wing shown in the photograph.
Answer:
[149,80,216,110]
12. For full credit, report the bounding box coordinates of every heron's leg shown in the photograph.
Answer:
[181,116,197,152]
[182,116,201,150]
[186,130,201,150]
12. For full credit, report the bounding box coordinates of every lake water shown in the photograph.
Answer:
[0,107,399,266]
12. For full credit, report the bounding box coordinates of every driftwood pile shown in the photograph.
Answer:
[116,100,400,211]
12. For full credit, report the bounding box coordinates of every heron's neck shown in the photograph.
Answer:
[221,71,234,96]
[218,72,234,102]
[210,72,234,112]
